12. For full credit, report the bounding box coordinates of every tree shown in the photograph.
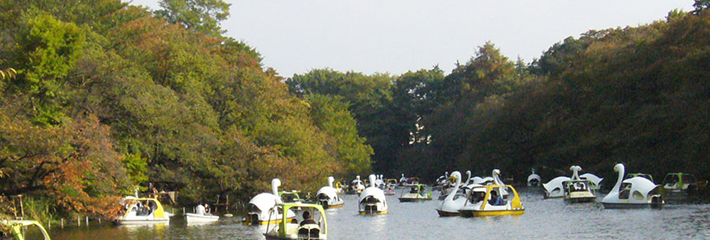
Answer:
[305,94,373,176]
[694,0,710,13]
[156,0,231,37]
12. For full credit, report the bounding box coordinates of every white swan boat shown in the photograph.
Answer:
[562,166,597,203]
[580,173,603,190]
[527,168,541,187]
[346,175,365,195]
[358,174,388,215]
[601,163,664,209]
[543,176,571,199]
[115,197,172,225]
[264,203,328,240]
[459,184,525,217]
[434,172,449,188]
[316,176,345,209]
[436,171,466,217]
[399,174,408,186]
[243,178,296,225]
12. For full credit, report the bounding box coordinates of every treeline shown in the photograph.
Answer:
[2,0,709,222]
[0,0,371,220]
[287,9,710,184]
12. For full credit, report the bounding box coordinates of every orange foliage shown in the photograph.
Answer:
[0,113,130,218]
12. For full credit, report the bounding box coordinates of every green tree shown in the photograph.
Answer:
[694,0,710,12]
[156,0,231,37]
[305,94,373,176]
[12,11,86,125]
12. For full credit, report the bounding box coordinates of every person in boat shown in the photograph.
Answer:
[135,201,143,215]
[489,191,503,206]
[204,203,211,214]
[196,203,206,215]
[300,211,317,226]
[469,191,485,203]
[410,186,418,193]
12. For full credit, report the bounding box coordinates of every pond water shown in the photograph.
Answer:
[41,187,710,239]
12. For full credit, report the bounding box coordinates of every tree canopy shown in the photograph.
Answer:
[2,0,709,222]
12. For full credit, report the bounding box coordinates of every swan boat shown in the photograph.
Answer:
[243,179,296,225]
[434,172,449,189]
[399,174,408,186]
[436,171,466,217]
[346,175,365,195]
[385,179,398,195]
[264,203,328,240]
[562,166,597,203]
[316,176,345,209]
[459,184,525,217]
[527,168,541,187]
[543,176,571,199]
[358,174,388,215]
[398,184,433,202]
[441,171,470,198]
[114,197,172,225]
[580,173,603,190]
[602,163,664,209]
[660,173,708,204]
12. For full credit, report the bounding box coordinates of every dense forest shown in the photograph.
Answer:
[1,0,709,223]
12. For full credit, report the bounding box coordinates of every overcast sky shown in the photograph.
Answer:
[128,0,694,77]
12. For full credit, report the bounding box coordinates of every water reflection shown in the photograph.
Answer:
[47,187,710,239]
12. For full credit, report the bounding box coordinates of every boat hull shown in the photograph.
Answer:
[601,202,663,209]
[358,210,387,215]
[115,219,170,225]
[264,234,326,240]
[398,198,431,202]
[436,209,460,217]
[242,217,294,226]
[186,213,219,223]
[459,209,525,217]
[564,196,597,203]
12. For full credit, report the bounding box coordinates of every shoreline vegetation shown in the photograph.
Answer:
[2,0,710,224]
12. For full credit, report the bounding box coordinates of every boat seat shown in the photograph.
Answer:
[298,224,320,238]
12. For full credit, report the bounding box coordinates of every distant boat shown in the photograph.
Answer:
[436,171,465,217]
[264,203,328,240]
[346,175,365,195]
[527,168,541,187]
[398,184,432,202]
[543,176,571,199]
[562,166,597,203]
[660,173,709,204]
[316,176,345,209]
[186,213,219,224]
[114,197,172,225]
[601,163,664,209]
[243,179,296,225]
[358,174,388,215]
[459,184,525,217]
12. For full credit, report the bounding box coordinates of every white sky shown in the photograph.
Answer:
[127,0,694,77]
